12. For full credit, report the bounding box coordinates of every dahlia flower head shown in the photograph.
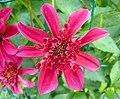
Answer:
[0,8,19,69]
[0,56,38,94]
[17,4,109,94]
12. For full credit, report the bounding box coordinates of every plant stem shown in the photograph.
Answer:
[18,0,44,29]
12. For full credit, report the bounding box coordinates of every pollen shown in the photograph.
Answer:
[6,72,11,79]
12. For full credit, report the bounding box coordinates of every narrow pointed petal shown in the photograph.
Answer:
[77,27,109,47]
[41,4,60,37]
[64,68,84,90]
[68,9,90,38]
[15,57,23,68]
[0,52,4,69]
[0,18,6,34]
[2,40,17,55]
[17,46,46,58]
[0,8,12,22]
[0,46,4,69]
[0,45,16,63]
[18,75,35,88]
[38,67,58,94]
[4,24,19,39]
[76,52,100,72]
[17,22,50,44]
[10,83,23,94]
[18,68,38,75]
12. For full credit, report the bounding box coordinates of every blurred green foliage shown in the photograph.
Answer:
[0,0,120,99]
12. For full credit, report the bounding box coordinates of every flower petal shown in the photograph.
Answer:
[15,57,23,68]
[64,68,84,90]
[38,67,58,94]
[4,24,19,39]
[0,18,6,34]
[2,40,17,55]
[76,52,100,72]
[41,4,60,37]
[10,83,23,94]
[0,8,12,22]
[68,9,90,38]
[0,75,4,80]
[18,75,35,88]
[17,22,50,44]
[76,27,109,47]
[0,45,16,63]
[0,46,4,69]
[17,46,46,58]
[18,68,38,75]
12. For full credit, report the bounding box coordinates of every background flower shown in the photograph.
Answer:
[0,56,38,94]
[0,8,19,69]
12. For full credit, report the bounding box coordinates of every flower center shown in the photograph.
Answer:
[6,72,11,79]
[0,64,18,87]
[53,43,67,55]
[40,35,80,73]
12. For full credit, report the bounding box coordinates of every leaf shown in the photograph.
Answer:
[104,88,115,99]
[110,61,120,85]
[93,36,120,53]
[84,68,105,82]
[56,0,82,14]
[10,34,28,47]
[99,81,108,92]
[53,93,73,99]
[73,92,87,99]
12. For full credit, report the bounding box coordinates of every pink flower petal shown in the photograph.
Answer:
[38,67,58,94]
[64,68,84,90]
[10,83,23,94]
[68,9,90,38]
[41,4,60,37]
[0,18,6,34]
[17,46,46,58]
[4,24,19,39]
[0,45,16,63]
[0,8,12,22]
[0,46,4,69]
[76,52,100,72]
[76,27,109,47]
[15,57,23,68]
[2,40,17,55]
[18,75,35,88]
[0,75,4,80]
[17,22,50,44]
[18,68,38,75]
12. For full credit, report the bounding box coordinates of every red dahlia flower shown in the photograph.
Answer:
[17,4,109,94]
[0,57,38,94]
[0,8,19,69]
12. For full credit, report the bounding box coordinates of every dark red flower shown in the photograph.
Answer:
[17,4,109,94]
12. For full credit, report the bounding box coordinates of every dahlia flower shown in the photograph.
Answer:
[17,4,109,94]
[0,57,38,94]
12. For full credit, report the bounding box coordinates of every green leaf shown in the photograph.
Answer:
[93,36,120,53]
[104,88,115,99]
[85,68,105,82]
[10,34,28,47]
[73,92,87,99]
[99,81,108,92]
[53,93,73,99]
[56,0,82,14]
[110,61,120,85]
